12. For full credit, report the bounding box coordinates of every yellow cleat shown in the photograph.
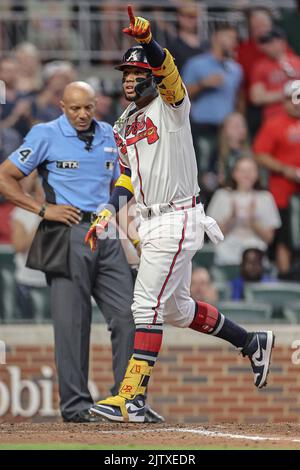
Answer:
[90,394,146,423]
[90,357,153,422]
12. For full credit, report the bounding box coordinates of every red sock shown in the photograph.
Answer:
[133,324,163,366]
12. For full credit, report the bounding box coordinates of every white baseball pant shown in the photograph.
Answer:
[132,204,206,327]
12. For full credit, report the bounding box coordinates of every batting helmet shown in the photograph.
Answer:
[115,45,151,71]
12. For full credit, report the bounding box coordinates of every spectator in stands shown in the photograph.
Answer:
[207,157,281,266]
[0,56,32,137]
[236,7,273,136]
[191,267,219,304]
[13,42,42,96]
[280,0,300,56]
[0,117,22,244]
[237,7,273,99]
[31,61,76,123]
[249,26,300,123]
[231,248,274,300]
[253,80,300,277]
[217,111,252,186]
[86,78,116,126]
[27,0,83,59]
[182,23,243,194]
[97,0,132,65]
[0,128,22,166]
[11,172,47,319]
[167,1,207,72]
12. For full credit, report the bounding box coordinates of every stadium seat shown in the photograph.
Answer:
[215,281,231,301]
[244,282,300,317]
[283,302,300,324]
[192,243,215,270]
[217,301,273,323]
[29,287,51,322]
[289,194,300,251]
[211,264,240,282]
[0,244,15,272]
[0,245,16,322]
[91,297,106,324]
[0,268,19,322]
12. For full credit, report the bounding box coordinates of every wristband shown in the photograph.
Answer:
[132,239,140,247]
[38,203,47,218]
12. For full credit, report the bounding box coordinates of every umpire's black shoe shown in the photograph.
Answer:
[241,331,275,389]
[144,405,165,423]
[63,410,103,423]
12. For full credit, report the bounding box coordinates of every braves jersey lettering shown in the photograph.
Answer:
[125,114,159,146]
[113,89,199,207]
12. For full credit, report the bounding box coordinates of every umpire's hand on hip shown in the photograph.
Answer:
[43,203,82,226]
[85,208,113,252]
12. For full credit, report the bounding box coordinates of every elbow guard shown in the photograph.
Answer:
[115,174,134,195]
[152,49,185,105]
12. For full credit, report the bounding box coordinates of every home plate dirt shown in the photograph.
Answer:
[1,422,300,449]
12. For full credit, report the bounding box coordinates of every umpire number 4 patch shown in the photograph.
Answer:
[18,148,33,163]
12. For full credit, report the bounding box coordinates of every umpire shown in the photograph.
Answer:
[0,82,143,422]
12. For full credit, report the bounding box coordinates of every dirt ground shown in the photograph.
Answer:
[1,421,300,449]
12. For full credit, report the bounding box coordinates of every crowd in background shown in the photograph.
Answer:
[1,0,300,320]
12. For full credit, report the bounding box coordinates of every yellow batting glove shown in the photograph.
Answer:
[123,5,152,44]
[85,208,112,252]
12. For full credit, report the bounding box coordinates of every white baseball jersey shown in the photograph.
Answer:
[113,90,200,208]
[113,83,223,326]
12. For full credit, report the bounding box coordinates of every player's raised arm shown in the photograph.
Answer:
[123,5,185,106]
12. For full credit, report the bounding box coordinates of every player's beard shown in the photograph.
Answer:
[125,93,137,102]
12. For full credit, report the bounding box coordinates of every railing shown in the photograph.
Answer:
[0,0,294,69]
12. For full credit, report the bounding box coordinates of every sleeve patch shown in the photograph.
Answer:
[18,148,33,163]
[104,147,117,153]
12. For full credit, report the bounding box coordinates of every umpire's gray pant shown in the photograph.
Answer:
[49,222,135,420]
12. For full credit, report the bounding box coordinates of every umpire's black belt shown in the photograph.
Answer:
[80,211,98,223]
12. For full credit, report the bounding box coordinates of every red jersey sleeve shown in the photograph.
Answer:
[253,119,278,155]
[249,60,266,87]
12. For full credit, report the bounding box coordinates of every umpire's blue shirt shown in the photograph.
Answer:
[9,114,120,212]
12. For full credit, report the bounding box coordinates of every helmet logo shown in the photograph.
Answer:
[127,50,142,63]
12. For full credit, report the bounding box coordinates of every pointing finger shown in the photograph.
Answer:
[127,4,135,24]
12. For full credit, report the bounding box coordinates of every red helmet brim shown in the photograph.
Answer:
[115,61,152,71]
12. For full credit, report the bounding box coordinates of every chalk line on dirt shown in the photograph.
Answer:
[98,427,300,444]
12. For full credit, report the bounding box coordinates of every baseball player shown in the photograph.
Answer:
[86,6,275,423]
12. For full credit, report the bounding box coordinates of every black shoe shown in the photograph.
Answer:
[241,331,275,389]
[144,405,165,423]
[63,409,104,423]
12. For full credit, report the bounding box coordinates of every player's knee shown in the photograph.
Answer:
[164,298,195,328]
[132,300,164,325]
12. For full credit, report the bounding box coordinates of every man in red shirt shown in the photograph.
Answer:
[237,8,273,100]
[250,27,300,122]
[253,81,300,276]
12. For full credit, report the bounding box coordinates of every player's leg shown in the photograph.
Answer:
[165,262,275,389]
[90,210,200,422]
[92,236,135,396]
[91,236,164,423]
[50,224,94,421]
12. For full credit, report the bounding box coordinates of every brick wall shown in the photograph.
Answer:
[0,325,300,423]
